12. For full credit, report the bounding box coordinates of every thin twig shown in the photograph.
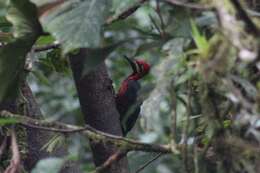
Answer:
[4,129,21,173]
[135,153,163,173]
[149,14,162,36]
[105,0,149,25]
[93,150,128,173]
[169,87,177,140]
[224,78,254,111]
[183,81,192,173]
[22,123,88,133]
[247,9,260,17]
[156,0,166,37]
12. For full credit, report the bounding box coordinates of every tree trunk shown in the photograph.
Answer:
[0,83,81,172]
[0,100,18,171]
[21,83,82,173]
[21,83,51,170]
[69,49,129,173]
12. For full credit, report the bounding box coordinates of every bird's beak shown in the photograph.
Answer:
[124,56,137,73]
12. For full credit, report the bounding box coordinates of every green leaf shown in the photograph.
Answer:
[229,75,258,100]
[112,0,138,16]
[70,41,124,76]
[0,117,18,126]
[0,17,12,34]
[134,39,169,56]
[32,157,65,173]
[175,68,196,87]
[31,70,50,86]
[0,0,41,102]
[168,7,191,38]
[190,20,209,57]
[6,0,41,38]
[31,0,111,53]
[46,49,70,74]
[196,12,217,27]
[0,1,8,17]
[41,134,65,153]
[36,35,56,46]
[223,120,231,128]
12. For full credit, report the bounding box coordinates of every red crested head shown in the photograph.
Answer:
[134,60,150,78]
[124,56,150,80]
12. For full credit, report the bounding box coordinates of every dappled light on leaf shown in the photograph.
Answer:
[31,0,111,53]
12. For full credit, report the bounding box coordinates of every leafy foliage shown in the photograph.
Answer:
[32,157,65,173]
[31,0,111,53]
[0,0,41,101]
[0,117,17,125]
[0,0,260,173]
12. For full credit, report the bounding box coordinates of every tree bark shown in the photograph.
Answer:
[69,49,129,173]
[0,83,81,172]
[21,83,51,170]
[0,100,17,172]
[21,83,82,173]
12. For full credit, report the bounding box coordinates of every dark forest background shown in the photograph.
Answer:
[0,0,260,173]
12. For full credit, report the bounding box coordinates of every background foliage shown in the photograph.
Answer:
[0,0,260,173]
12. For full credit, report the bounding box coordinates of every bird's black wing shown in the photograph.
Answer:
[116,80,141,135]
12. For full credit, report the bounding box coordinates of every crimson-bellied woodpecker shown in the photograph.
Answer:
[116,56,150,136]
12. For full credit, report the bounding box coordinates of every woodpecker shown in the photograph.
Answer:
[116,56,150,136]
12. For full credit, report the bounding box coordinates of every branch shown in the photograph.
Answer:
[105,0,149,25]
[247,9,260,17]
[4,129,21,173]
[32,37,148,52]
[0,136,8,160]
[155,0,166,37]
[0,111,179,154]
[21,122,88,133]
[92,150,128,173]
[33,42,60,52]
[135,153,163,173]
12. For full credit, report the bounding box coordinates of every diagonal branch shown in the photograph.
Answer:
[92,150,128,173]
[0,110,179,154]
[105,0,149,25]
[135,153,163,173]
